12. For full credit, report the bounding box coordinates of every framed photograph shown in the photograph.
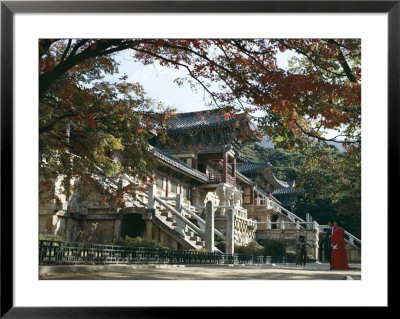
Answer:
[1,0,394,316]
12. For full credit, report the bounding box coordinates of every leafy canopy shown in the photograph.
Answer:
[39,39,361,207]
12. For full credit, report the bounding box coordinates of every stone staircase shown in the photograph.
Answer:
[128,188,207,250]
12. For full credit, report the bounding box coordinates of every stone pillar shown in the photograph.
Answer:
[142,209,154,240]
[232,157,236,184]
[113,218,121,240]
[145,221,153,240]
[154,224,160,242]
[226,208,235,255]
[148,184,156,209]
[205,200,214,252]
[312,226,320,260]
[222,152,228,183]
[215,184,227,216]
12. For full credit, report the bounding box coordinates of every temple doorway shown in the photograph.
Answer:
[271,215,278,229]
[120,214,146,238]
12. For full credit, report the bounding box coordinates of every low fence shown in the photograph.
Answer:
[39,240,310,265]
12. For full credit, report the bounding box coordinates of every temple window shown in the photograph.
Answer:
[170,179,178,194]
[182,184,190,199]
[156,175,164,189]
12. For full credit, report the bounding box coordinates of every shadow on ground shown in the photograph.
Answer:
[39,263,361,280]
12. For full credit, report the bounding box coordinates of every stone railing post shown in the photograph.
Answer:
[296,221,300,230]
[226,208,235,255]
[215,184,227,216]
[311,221,319,260]
[148,184,156,209]
[176,193,183,215]
[205,200,214,252]
[174,216,187,237]
[306,213,312,229]
[174,193,186,237]
[267,220,271,230]
[280,220,285,230]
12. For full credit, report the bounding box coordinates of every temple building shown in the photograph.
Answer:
[39,107,361,262]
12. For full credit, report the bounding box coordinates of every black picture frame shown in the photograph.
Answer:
[1,0,394,317]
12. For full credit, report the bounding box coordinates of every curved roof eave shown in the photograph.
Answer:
[151,146,209,183]
[261,166,290,189]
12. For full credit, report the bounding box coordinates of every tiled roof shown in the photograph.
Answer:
[271,187,297,195]
[151,146,209,182]
[236,161,271,174]
[271,188,298,208]
[167,108,240,133]
[236,157,293,189]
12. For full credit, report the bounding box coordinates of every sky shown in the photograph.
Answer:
[110,48,345,151]
[112,49,293,113]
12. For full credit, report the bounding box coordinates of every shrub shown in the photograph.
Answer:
[106,236,171,250]
[39,233,63,241]
[234,241,264,256]
[216,241,226,253]
[246,240,264,256]
[285,250,297,258]
[234,244,247,255]
[307,254,315,260]
[264,239,286,257]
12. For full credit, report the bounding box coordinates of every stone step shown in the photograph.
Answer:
[160,210,170,216]
[185,231,195,237]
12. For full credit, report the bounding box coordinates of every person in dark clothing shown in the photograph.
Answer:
[325,221,334,268]
[297,235,312,267]
[295,236,303,265]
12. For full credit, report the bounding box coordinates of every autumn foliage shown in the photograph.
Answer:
[39,39,361,206]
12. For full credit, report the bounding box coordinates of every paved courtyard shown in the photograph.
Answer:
[39,262,361,280]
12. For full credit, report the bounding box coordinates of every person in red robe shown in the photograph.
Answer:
[330,221,350,270]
